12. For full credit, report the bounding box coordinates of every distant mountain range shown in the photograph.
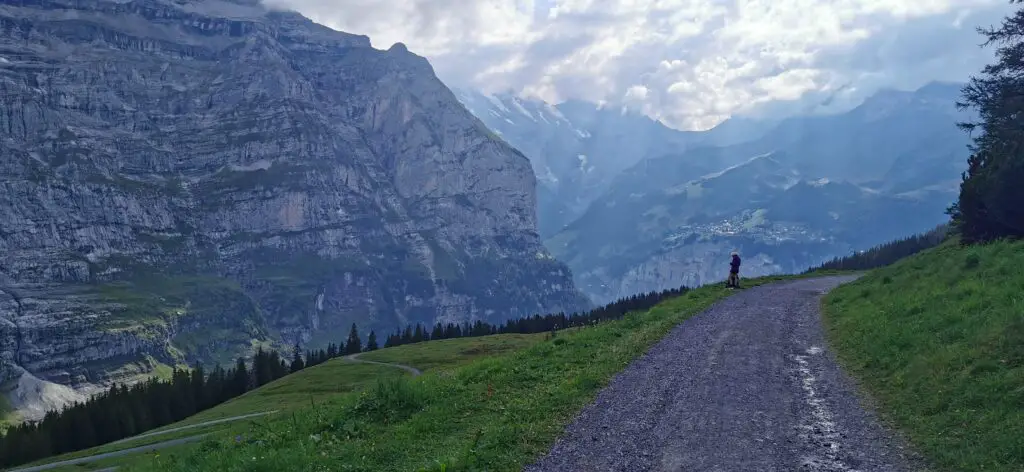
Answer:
[453,89,768,237]
[456,82,972,303]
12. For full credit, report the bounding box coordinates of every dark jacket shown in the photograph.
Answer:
[730,255,741,274]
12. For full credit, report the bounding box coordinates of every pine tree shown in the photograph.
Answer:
[253,347,273,387]
[366,330,379,351]
[951,0,1024,242]
[190,362,206,410]
[345,323,362,354]
[268,350,286,380]
[232,357,250,397]
[290,343,305,373]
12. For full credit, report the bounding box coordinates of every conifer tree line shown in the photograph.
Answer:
[382,284,691,349]
[0,283,691,468]
[0,322,376,468]
[948,0,1024,243]
[805,224,949,273]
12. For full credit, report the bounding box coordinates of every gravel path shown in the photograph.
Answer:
[344,352,423,376]
[526,276,926,472]
[105,410,277,446]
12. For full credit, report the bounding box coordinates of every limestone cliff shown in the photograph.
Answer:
[0,0,589,419]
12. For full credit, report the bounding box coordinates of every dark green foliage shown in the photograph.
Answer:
[380,284,692,350]
[252,348,283,388]
[0,347,292,469]
[950,1,1024,243]
[231,358,249,397]
[289,343,304,373]
[345,323,362,355]
[805,225,948,272]
[0,284,692,468]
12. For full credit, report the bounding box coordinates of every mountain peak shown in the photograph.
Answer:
[914,81,964,100]
[0,0,588,420]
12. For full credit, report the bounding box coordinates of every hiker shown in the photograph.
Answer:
[727,251,741,288]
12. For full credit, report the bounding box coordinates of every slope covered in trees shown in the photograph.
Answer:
[948,0,1024,243]
[0,285,690,468]
[806,225,949,272]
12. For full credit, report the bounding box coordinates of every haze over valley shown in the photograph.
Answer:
[0,0,1013,439]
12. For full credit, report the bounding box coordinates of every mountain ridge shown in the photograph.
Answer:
[460,82,971,303]
[0,0,589,420]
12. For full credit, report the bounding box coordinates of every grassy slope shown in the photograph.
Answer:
[358,333,545,371]
[26,334,549,470]
[823,240,1024,471]
[131,278,783,472]
[0,395,18,432]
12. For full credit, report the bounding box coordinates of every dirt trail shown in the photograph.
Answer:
[9,354,425,472]
[8,410,285,472]
[7,434,207,472]
[344,352,423,376]
[526,276,926,472]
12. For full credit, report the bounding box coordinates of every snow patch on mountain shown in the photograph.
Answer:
[695,151,779,182]
[511,97,536,122]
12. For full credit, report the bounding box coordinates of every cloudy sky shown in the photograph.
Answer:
[266,0,1012,130]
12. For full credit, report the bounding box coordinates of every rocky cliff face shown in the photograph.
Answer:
[0,0,588,419]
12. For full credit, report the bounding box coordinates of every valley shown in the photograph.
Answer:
[0,0,1021,470]
[18,236,1021,472]
[458,83,970,304]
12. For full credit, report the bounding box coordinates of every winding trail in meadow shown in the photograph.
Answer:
[8,353,425,471]
[7,434,207,472]
[7,411,282,472]
[344,351,423,376]
[526,276,927,472]
[8,410,285,472]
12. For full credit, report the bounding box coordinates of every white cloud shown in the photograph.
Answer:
[624,85,650,101]
[264,0,1013,130]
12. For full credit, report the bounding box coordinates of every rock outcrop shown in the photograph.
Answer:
[0,0,588,419]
